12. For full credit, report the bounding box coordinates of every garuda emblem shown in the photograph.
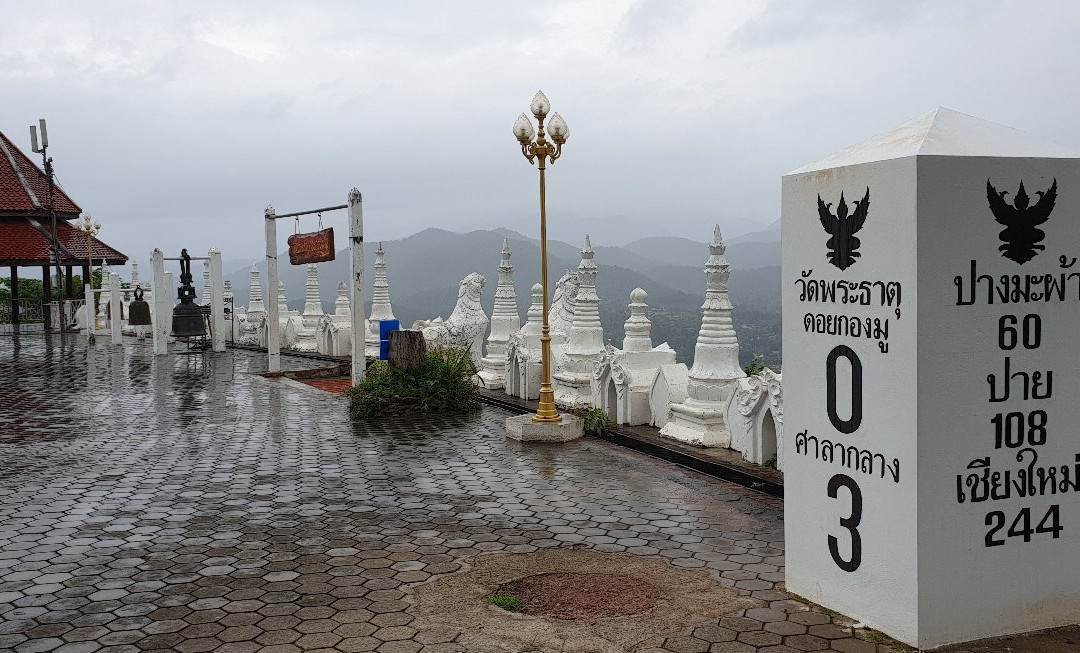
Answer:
[987,178,1057,265]
[817,188,869,270]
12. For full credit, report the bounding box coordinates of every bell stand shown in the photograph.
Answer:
[149,248,225,356]
[263,189,365,384]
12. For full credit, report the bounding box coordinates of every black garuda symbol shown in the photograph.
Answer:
[817,188,870,270]
[987,178,1057,265]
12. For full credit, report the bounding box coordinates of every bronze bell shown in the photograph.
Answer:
[171,249,207,338]
[128,286,152,326]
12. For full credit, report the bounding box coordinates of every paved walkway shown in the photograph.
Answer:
[0,336,1064,652]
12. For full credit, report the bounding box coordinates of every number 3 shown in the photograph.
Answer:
[828,474,863,572]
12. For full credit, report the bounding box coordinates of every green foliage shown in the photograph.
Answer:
[743,355,766,376]
[345,346,480,419]
[764,453,778,470]
[490,594,525,613]
[582,407,616,436]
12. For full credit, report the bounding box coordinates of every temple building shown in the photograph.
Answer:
[0,128,127,329]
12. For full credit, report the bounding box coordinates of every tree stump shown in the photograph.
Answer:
[388,330,427,369]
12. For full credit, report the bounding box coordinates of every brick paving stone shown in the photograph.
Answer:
[784,634,831,651]
[9,339,1051,653]
[828,639,877,653]
[662,635,711,653]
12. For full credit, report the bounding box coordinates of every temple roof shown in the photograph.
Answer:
[0,218,128,267]
[789,108,1079,174]
[0,131,81,216]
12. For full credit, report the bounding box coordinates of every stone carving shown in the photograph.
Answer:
[414,272,488,367]
[731,368,784,468]
[660,225,744,446]
[366,243,396,358]
[592,288,677,426]
[478,239,521,389]
[553,236,604,409]
[506,282,543,400]
[549,269,579,338]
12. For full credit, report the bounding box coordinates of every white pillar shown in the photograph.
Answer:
[83,281,94,342]
[109,272,122,345]
[265,206,280,373]
[348,188,365,384]
[151,249,166,354]
[209,248,225,353]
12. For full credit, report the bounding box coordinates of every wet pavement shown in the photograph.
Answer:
[0,335,1064,652]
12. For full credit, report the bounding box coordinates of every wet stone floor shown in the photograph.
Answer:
[0,335,1029,653]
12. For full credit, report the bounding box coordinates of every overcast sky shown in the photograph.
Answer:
[4,1,1079,268]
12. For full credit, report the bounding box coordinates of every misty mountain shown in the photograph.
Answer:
[225,227,781,365]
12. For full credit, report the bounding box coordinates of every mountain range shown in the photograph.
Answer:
[224,223,781,366]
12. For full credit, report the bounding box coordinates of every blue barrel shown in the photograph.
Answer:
[378,319,400,360]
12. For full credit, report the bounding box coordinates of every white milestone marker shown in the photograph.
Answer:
[782,108,1080,649]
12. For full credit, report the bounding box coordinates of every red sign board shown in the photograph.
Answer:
[287,228,335,265]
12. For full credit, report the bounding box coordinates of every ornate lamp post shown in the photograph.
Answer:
[74,214,102,336]
[514,90,570,423]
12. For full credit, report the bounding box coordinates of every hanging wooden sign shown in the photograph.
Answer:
[287,228,335,265]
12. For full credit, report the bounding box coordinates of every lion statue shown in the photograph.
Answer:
[549,270,579,339]
[412,272,488,367]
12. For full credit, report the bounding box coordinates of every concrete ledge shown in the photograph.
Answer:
[505,414,584,442]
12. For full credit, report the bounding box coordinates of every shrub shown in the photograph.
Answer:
[743,355,766,376]
[346,346,481,419]
[582,407,616,436]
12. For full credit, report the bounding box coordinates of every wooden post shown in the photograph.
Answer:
[151,249,168,355]
[10,266,19,325]
[388,330,427,369]
[348,188,366,385]
[42,265,52,331]
[209,248,225,353]
[65,266,74,298]
[265,206,280,373]
[109,272,121,344]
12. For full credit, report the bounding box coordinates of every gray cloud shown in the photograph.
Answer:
[3,0,1079,273]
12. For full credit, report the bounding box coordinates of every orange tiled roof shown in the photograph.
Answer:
[0,218,127,266]
[0,130,81,216]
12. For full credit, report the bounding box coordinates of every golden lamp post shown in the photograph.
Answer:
[75,214,102,333]
[513,90,570,423]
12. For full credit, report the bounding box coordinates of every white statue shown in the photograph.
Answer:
[660,225,745,446]
[592,288,677,426]
[414,272,488,367]
[478,239,521,389]
[553,235,604,409]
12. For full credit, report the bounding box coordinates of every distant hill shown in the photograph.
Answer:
[226,227,782,366]
[624,236,779,270]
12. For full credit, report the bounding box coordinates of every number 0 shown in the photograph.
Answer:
[827,345,863,434]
